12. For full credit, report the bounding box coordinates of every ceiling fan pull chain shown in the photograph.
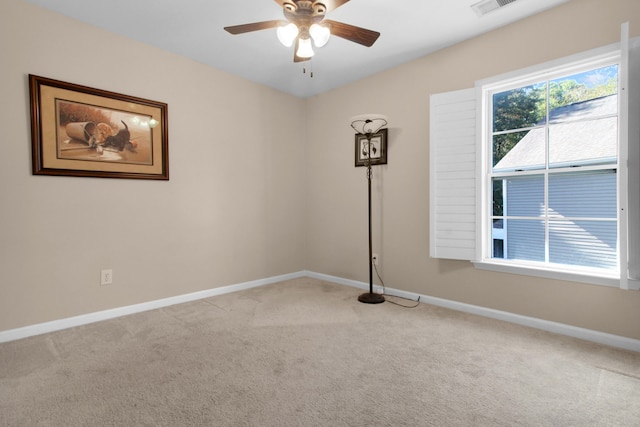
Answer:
[302,61,314,78]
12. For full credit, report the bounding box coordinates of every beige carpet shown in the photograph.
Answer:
[1,277,639,426]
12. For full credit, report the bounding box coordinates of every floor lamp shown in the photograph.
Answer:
[350,114,388,304]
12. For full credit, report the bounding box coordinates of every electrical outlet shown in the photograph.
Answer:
[100,269,113,286]
[372,253,379,265]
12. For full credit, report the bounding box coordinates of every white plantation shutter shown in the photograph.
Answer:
[429,88,477,260]
[619,23,630,289]
[624,31,640,284]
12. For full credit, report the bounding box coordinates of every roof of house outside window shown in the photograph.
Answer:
[494,95,617,171]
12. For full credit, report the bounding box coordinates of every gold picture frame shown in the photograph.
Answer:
[29,75,169,180]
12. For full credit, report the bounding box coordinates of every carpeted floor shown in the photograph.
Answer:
[1,277,639,426]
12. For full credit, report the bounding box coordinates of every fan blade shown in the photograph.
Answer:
[224,20,281,35]
[321,0,351,13]
[294,53,311,63]
[273,0,350,13]
[324,20,380,47]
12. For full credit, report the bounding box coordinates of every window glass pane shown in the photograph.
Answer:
[493,131,544,171]
[493,238,504,258]
[505,175,544,217]
[548,170,617,218]
[505,219,545,262]
[493,83,546,132]
[549,117,617,167]
[549,220,617,270]
[485,59,620,275]
[492,178,504,216]
[492,217,505,259]
[548,65,618,123]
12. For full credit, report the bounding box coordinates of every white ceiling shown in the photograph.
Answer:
[26,0,570,98]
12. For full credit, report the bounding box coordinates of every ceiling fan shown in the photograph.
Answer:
[224,0,380,63]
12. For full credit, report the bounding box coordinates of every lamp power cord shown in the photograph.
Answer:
[373,262,421,308]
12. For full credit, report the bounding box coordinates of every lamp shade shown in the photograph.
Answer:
[277,23,299,47]
[296,37,315,58]
[310,23,330,47]
[349,114,389,135]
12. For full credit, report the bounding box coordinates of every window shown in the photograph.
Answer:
[487,62,619,276]
[430,32,640,290]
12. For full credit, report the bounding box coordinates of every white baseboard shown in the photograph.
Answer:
[2,270,639,353]
[305,271,640,353]
[0,271,306,343]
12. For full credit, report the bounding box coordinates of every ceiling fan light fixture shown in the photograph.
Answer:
[309,23,330,47]
[296,37,315,58]
[277,23,299,47]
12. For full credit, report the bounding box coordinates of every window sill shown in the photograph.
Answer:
[472,260,621,288]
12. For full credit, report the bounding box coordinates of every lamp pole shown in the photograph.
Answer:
[358,132,385,304]
[349,115,388,304]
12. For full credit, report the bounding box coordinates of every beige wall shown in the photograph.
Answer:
[0,0,307,330]
[2,0,640,341]
[305,0,640,340]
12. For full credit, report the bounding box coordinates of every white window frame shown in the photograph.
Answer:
[476,48,622,287]
[430,26,640,290]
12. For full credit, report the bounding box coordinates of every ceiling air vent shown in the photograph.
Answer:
[471,0,519,17]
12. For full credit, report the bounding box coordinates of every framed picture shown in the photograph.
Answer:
[29,74,169,180]
[355,128,387,167]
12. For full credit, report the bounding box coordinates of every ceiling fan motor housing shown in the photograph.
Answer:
[283,1,328,40]
[283,1,327,21]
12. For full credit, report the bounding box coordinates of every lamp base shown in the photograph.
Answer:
[358,292,385,304]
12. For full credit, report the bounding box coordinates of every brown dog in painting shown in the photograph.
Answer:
[94,122,114,144]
